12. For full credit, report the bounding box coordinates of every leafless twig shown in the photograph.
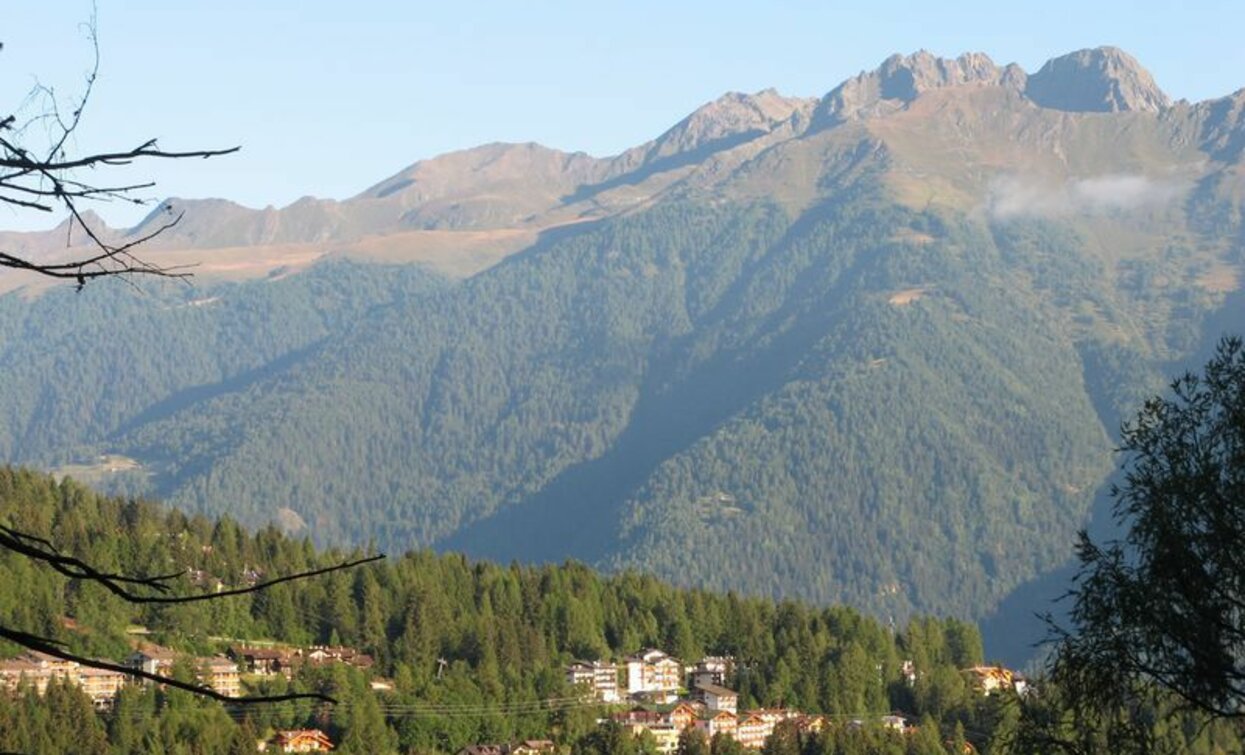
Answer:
[0,15,238,288]
[0,626,336,704]
[0,18,378,710]
[0,522,385,704]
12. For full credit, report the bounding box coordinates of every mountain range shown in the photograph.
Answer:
[1,47,1242,664]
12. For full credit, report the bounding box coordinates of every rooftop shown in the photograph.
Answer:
[694,682,738,697]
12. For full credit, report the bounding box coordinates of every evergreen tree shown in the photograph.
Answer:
[676,728,711,755]
[762,720,801,755]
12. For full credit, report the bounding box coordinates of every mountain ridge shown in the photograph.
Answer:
[0,45,1211,295]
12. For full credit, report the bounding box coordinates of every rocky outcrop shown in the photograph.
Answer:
[812,51,1026,127]
[1024,47,1170,113]
[1193,89,1245,162]
[810,46,1171,127]
[647,89,814,158]
[606,89,816,178]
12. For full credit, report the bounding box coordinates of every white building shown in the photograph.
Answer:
[693,682,738,715]
[625,649,681,698]
[566,660,620,702]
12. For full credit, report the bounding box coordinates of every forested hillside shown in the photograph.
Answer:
[0,47,1242,650]
[3,469,1242,754]
[0,468,983,753]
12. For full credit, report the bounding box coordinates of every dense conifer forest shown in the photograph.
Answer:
[2,469,1241,753]
[5,185,1229,632]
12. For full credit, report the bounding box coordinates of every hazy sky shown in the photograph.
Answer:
[3,1,1243,231]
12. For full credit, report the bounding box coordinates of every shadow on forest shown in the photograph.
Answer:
[438,196,863,565]
[560,130,769,206]
[109,339,329,442]
[980,284,1245,668]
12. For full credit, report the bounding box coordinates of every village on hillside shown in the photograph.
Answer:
[0,641,379,752]
[0,640,1027,753]
[476,649,1029,755]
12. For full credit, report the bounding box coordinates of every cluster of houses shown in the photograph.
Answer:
[562,649,1025,754]
[566,650,730,705]
[612,700,834,752]
[228,644,375,678]
[0,647,239,708]
[564,650,819,752]
[0,648,343,751]
[458,740,556,755]
[0,641,378,709]
[2,637,1025,754]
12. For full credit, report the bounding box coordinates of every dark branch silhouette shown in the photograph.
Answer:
[0,524,384,604]
[0,18,382,708]
[0,17,237,287]
[0,626,335,705]
[0,518,385,704]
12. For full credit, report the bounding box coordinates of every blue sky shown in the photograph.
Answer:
[3,1,1243,231]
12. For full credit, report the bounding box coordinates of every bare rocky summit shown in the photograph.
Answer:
[1025,46,1170,113]
[812,46,1172,128]
[644,89,815,158]
[814,51,1025,126]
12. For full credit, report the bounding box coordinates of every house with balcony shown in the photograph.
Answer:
[267,728,334,752]
[693,682,738,714]
[0,652,74,695]
[566,660,620,702]
[693,710,737,739]
[77,665,128,708]
[625,722,679,753]
[229,646,294,677]
[0,651,128,707]
[126,645,179,677]
[625,649,681,702]
[965,665,1023,695]
[688,656,732,689]
[199,656,241,697]
[735,713,773,750]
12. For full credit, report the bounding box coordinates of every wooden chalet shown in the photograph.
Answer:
[229,645,294,676]
[269,728,334,752]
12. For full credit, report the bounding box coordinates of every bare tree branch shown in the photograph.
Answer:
[1,519,383,704]
[0,523,385,604]
[0,15,383,712]
[0,626,336,704]
[0,14,237,287]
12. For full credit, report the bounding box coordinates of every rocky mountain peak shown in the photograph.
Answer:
[52,208,107,233]
[1024,46,1170,113]
[814,51,1021,126]
[595,89,816,186]
[647,89,815,158]
[875,50,1010,100]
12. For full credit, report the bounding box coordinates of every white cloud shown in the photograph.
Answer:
[987,173,1190,220]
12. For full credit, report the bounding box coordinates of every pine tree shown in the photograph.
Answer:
[676,728,711,755]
